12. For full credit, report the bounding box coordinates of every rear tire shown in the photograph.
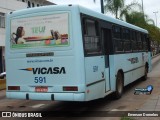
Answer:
[113,72,124,99]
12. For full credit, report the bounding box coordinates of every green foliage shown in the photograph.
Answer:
[104,0,160,43]
[146,24,160,43]
[104,0,124,18]
[104,0,141,19]
[124,11,160,43]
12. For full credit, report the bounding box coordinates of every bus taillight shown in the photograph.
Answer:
[8,86,20,90]
[63,86,78,91]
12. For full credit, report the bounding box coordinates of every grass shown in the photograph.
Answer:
[121,117,135,120]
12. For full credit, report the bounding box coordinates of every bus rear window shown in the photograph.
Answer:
[10,13,69,49]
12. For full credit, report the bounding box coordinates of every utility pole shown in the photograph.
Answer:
[101,0,104,14]
[93,0,104,14]
[141,0,145,20]
[153,11,158,26]
[153,11,159,54]
[141,0,144,13]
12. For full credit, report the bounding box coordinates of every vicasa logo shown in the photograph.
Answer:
[20,67,66,74]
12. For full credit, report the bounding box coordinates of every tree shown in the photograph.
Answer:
[125,11,155,28]
[125,11,160,49]
[104,0,141,19]
[104,0,160,52]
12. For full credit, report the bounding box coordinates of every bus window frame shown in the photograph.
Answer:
[132,31,138,52]
[81,14,103,57]
[80,14,150,56]
[99,20,113,55]
[122,28,132,53]
[112,25,124,53]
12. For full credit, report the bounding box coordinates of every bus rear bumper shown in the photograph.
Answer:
[6,92,85,101]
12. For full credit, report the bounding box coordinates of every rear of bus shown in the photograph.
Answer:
[6,5,86,101]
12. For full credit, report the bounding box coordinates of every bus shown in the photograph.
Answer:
[6,5,151,101]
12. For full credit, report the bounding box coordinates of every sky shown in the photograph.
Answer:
[48,0,160,28]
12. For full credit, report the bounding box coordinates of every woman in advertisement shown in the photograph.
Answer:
[14,26,26,44]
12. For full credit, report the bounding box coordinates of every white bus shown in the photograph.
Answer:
[6,5,151,101]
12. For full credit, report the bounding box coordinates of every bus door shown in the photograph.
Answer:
[101,23,112,92]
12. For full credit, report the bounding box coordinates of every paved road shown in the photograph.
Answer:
[0,55,160,120]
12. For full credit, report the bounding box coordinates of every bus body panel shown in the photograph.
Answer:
[109,55,116,91]
[6,5,152,101]
[104,68,110,91]
[85,56,105,85]
[84,56,106,101]
[79,5,151,96]
[7,56,85,91]
[110,52,148,89]
[85,81,105,101]
[6,6,87,101]
[148,52,152,72]
[6,92,85,101]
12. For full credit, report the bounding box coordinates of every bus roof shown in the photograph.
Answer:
[9,4,148,34]
[78,5,148,33]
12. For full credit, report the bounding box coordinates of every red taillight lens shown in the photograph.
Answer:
[63,86,78,91]
[8,86,20,90]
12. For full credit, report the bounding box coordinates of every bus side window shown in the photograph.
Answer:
[143,34,148,51]
[123,29,131,52]
[82,18,87,35]
[82,18,101,55]
[113,25,123,52]
[137,32,142,51]
[132,31,137,51]
[147,35,151,51]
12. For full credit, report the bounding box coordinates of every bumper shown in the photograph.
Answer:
[6,92,85,101]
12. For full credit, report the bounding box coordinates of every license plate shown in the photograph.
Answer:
[35,86,48,92]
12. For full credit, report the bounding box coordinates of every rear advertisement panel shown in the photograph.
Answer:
[10,13,69,49]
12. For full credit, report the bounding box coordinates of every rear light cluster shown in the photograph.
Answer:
[8,86,78,91]
[63,86,78,91]
[8,86,20,90]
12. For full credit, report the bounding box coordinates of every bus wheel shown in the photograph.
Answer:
[114,72,124,99]
[143,66,148,81]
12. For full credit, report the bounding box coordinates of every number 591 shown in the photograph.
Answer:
[34,77,46,83]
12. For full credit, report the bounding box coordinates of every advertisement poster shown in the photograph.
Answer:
[11,13,69,49]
